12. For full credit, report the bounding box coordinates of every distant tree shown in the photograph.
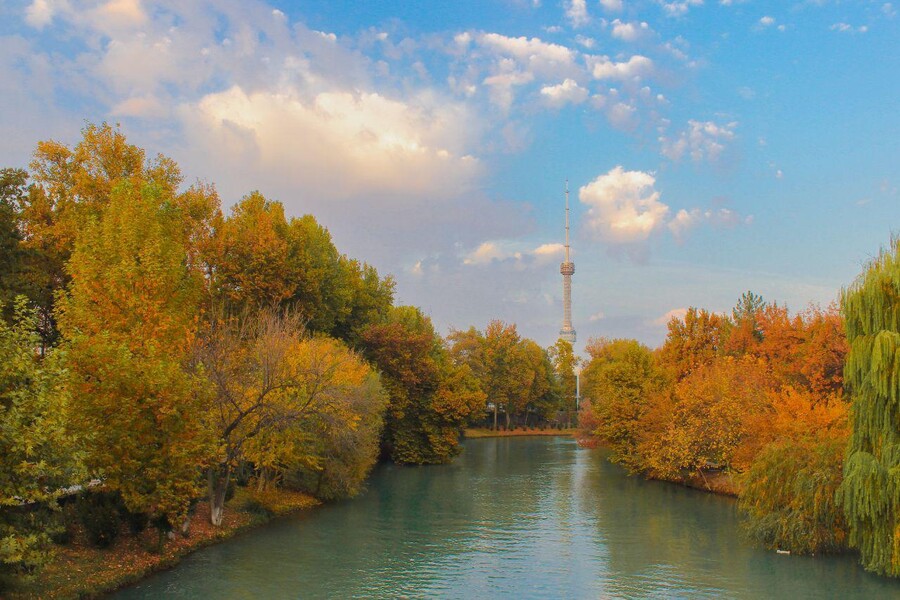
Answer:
[361,306,481,464]
[838,241,900,576]
[549,338,579,412]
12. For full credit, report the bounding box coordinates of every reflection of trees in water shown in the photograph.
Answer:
[576,447,900,598]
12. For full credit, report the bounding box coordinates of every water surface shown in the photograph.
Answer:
[116,437,900,598]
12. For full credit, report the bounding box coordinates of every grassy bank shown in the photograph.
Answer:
[8,489,319,599]
[464,427,577,439]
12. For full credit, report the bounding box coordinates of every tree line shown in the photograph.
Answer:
[0,124,577,588]
[579,258,900,577]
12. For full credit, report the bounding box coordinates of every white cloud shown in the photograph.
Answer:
[565,0,590,27]
[759,16,775,27]
[884,3,897,18]
[483,68,535,109]
[24,0,58,28]
[652,307,688,326]
[659,119,737,163]
[658,0,703,17]
[540,78,588,107]
[610,20,651,42]
[830,22,868,33]
[184,85,482,200]
[575,34,596,48]
[110,94,166,118]
[589,55,654,81]
[600,0,624,11]
[477,33,578,77]
[579,166,670,244]
[589,311,606,321]
[463,241,566,266]
[668,207,751,241]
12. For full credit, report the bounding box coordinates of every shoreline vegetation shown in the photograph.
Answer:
[0,124,580,595]
[9,489,319,600]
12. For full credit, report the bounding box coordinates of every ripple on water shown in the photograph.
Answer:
[115,438,900,599]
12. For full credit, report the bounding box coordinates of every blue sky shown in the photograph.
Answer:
[1,0,897,351]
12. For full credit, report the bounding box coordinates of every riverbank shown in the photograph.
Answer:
[8,489,319,600]
[464,427,577,438]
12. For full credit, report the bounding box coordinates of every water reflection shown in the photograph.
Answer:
[116,437,900,599]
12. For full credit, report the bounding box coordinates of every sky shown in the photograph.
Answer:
[1,0,898,352]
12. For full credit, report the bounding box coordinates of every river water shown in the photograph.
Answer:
[115,437,900,598]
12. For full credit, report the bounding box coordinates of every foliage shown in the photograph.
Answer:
[0,298,81,587]
[57,180,211,528]
[580,338,667,472]
[0,169,28,318]
[361,306,483,464]
[838,239,900,576]
[740,435,848,555]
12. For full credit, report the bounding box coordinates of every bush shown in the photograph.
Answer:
[119,506,149,535]
[76,491,120,548]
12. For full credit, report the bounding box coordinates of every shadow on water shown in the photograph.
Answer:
[115,437,900,599]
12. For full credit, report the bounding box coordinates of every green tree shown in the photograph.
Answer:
[57,181,211,533]
[0,169,28,318]
[838,240,900,576]
[549,338,579,415]
[0,299,82,589]
[581,338,666,471]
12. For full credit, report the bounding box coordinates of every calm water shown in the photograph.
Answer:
[116,437,900,599]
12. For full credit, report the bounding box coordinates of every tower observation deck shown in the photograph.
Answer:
[559,181,576,343]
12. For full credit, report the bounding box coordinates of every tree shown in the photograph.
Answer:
[658,307,726,381]
[581,338,666,472]
[360,306,480,464]
[18,123,183,348]
[57,180,211,533]
[549,338,578,413]
[0,169,28,319]
[838,240,900,576]
[0,299,82,589]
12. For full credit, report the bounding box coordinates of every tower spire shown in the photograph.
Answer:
[559,180,576,343]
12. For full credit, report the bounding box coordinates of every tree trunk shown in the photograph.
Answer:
[208,464,231,526]
[493,402,498,430]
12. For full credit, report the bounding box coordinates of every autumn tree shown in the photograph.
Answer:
[57,180,211,533]
[581,338,667,472]
[838,240,900,576]
[18,123,183,348]
[0,299,82,589]
[361,306,482,464]
[658,307,726,381]
[549,338,579,413]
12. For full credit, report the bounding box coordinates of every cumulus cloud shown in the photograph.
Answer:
[759,16,775,27]
[658,0,703,17]
[183,85,482,200]
[579,166,670,244]
[589,54,654,81]
[600,0,624,12]
[610,20,651,42]
[540,78,588,107]
[565,0,590,27]
[659,119,737,163]
[463,240,565,266]
[24,0,58,28]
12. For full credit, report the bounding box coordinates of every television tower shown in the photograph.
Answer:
[559,181,576,343]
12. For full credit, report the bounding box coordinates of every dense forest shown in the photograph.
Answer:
[0,124,576,590]
[578,255,900,576]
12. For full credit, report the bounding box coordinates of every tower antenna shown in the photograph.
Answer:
[559,180,576,343]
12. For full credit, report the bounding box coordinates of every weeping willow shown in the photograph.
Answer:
[838,238,900,576]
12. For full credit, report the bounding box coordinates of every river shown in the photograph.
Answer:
[115,437,900,598]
